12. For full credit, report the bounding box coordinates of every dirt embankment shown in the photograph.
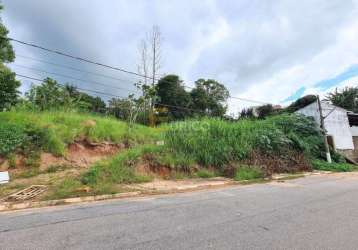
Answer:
[0,140,124,172]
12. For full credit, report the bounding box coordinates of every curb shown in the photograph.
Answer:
[0,173,317,212]
[0,181,237,212]
[0,191,141,212]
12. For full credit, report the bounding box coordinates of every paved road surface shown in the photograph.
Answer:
[1,173,358,249]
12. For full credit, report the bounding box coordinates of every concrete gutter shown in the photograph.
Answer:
[0,179,238,212]
[0,172,322,212]
[0,191,142,212]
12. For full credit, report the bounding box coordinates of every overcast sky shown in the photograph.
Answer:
[3,0,358,114]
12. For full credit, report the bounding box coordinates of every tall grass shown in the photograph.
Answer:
[81,145,158,186]
[0,110,159,156]
[164,114,324,168]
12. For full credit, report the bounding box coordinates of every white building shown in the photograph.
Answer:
[296,102,358,151]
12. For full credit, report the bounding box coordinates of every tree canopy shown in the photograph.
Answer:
[0,6,15,63]
[156,75,192,120]
[0,65,20,111]
[190,79,229,117]
[326,87,358,113]
[286,95,317,113]
[0,5,19,111]
[26,77,106,112]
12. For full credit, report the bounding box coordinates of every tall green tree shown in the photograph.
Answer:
[190,79,229,117]
[0,4,19,111]
[0,6,15,63]
[26,78,106,112]
[26,78,66,110]
[156,75,192,120]
[0,65,20,111]
[327,87,358,113]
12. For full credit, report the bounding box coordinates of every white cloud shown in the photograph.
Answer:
[2,0,358,114]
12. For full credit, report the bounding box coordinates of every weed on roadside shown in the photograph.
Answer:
[312,160,356,172]
[234,165,264,181]
[45,178,83,200]
[196,169,217,178]
[14,168,41,179]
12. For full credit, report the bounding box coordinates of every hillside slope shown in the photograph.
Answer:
[0,110,344,200]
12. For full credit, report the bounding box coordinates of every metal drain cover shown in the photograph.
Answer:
[4,185,47,201]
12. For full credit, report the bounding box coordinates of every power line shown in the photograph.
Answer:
[7,37,146,78]
[16,73,126,99]
[7,37,271,105]
[16,54,139,86]
[12,63,139,94]
[15,73,206,114]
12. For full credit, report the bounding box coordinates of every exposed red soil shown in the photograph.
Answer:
[135,163,172,178]
[0,141,124,172]
[59,141,124,169]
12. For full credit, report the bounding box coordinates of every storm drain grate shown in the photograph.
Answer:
[4,185,47,201]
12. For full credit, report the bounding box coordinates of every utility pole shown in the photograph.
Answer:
[317,95,332,163]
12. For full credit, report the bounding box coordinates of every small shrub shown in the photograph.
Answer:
[0,123,26,156]
[234,165,264,181]
[82,146,151,186]
[48,179,83,199]
[24,151,41,168]
[312,160,355,172]
[7,153,17,168]
[169,171,187,180]
[16,168,41,178]
[45,164,68,173]
[196,169,216,178]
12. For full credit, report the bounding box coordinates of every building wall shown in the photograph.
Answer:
[296,101,354,150]
[350,126,358,136]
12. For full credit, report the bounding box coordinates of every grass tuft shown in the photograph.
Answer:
[234,165,264,181]
[312,160,356,172]
[196,169,217,178]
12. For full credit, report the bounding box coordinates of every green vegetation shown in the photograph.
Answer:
[234,165,264,181]
[285,95,317,113]
[196,169,217,178]
[0,123,27,155]
[312,160,356,172]
[45,164,69,173]
[14,168,41,179]
[0,110,158,156]
[165,114,324,169]
[327,86,358,113]
[81,144,198,187]
[0,5,19,112]
[81,145,155,187]
[45,179,83,200]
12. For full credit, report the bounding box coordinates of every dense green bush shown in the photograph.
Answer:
[268,114,325,158]
[0,123,26,156]
[164,114,324,168]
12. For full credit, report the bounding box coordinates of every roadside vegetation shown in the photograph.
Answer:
[312,160,357,172]
[0,3,357,202]
[0,109,158,157]
[1,108,355,200]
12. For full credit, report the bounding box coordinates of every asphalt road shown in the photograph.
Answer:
[1,173,358,250]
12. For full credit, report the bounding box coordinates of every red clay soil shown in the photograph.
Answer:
[136,163,172,178]
[0,141,124,172]
[59,141,124,169]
